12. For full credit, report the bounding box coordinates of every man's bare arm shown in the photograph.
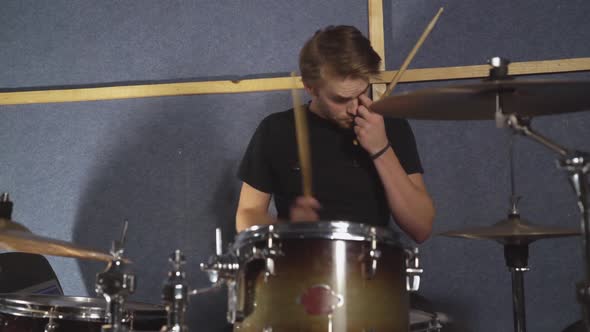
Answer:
[236,182,275,232]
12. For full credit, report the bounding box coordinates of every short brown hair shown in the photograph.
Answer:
[299,25,381,86]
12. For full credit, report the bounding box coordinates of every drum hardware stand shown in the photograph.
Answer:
[161,250,189,332]
[200,227,284,323]
[160,248,227,332]
[95,221,136,332]
[405,248,423,292]
[505,240,530,332]
[488,56,590,330]
[200,228,241,323]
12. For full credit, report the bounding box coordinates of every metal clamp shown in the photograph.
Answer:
[200,228,240,284]
[405,247,424,292]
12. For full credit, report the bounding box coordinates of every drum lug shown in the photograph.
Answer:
[363,233,381,279]
[43,310,58,332]
[404,248,424,292]
[249,225,282,280]
[262,225,282,279]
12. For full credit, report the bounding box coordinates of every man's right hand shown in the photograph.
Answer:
[290,196,321,222]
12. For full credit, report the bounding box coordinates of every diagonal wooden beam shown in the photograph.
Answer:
[1,58,589,106]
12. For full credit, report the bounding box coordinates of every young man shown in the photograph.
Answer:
[236,25,434,243]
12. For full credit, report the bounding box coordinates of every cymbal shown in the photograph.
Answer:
[0,218,116,262]
[439,215,580,245]
[371,80,590,120]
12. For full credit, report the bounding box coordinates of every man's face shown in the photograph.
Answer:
[307,75,370,129]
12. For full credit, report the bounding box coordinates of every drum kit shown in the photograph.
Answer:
[0,57,588,332]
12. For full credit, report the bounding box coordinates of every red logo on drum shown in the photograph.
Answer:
[298,284,343,316]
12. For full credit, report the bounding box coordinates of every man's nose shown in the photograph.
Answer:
[346,98,359,115]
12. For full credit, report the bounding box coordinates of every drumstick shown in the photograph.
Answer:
[291,72,313,197]
[380,7,444,99]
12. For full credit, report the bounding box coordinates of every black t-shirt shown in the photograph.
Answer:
[238,107,423,227]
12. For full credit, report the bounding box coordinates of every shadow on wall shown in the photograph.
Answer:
[71,95,258,332]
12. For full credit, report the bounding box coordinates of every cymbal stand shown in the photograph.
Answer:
[504,240,530,332]
[96,221,136,332]
[501,133,530,332]
[499,111,590,331]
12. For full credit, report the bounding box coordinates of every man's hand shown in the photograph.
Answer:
[354,94,389,155]
[290,196,321,222]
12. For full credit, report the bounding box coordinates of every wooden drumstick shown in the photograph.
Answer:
[380,7,444,99]
[291,72,313,197]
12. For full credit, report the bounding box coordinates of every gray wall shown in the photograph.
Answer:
[1,1,589,331]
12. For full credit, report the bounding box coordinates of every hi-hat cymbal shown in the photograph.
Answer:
[439,215,580,245]
[0,217,116,262]
[371,80,590,120]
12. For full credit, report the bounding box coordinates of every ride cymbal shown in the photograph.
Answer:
[371,80,590,120]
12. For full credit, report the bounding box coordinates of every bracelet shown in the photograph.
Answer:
[370,142,391,160]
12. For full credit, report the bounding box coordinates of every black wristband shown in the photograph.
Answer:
[370,142,391,160]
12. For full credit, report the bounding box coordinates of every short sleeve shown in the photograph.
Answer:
[237,116,274,193]
[386,118,424,174]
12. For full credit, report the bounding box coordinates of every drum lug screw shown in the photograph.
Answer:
[405,248,424,292]
[363,233,381,279]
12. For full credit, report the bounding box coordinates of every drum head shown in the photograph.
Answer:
[0,293,164,322]
[233,221,401,249]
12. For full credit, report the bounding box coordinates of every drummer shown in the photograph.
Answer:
[235,25,435,243]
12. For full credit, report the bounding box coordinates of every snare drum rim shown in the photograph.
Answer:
[0,294,165,322]
[0,294,104,321]
[233,221,401,250]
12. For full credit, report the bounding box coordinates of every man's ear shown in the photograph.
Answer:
[304,82,318,97]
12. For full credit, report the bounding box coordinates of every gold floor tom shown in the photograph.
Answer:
[230,221,410,332]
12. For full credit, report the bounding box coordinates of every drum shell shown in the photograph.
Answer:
[234,237,409,332]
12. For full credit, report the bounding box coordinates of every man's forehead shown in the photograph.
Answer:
[323,78,369,97]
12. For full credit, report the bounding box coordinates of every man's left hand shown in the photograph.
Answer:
[354,94,389,155]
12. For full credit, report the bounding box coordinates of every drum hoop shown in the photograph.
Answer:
[0,294,164,322]
[233,221,401,249]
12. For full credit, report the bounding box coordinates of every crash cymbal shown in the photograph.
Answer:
[0,218,116,262]
[439,214,580,245]
[371,80,590,120]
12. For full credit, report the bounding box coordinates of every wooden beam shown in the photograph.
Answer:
[1,58,589,106]
[372,57,590,83]
[368,0,387,99]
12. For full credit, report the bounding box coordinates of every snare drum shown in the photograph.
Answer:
[229,221,410,332]
[0,294,166,332]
